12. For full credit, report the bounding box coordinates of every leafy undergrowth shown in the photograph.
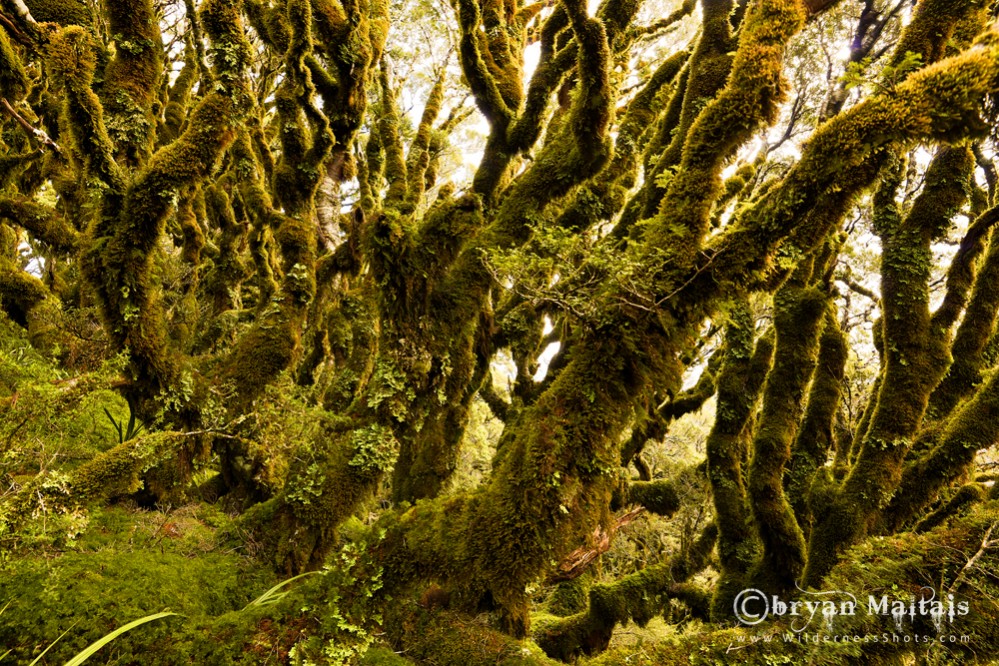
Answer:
[0,489,294,663]
[3,305,997,666]
[0,500,397,665]
[0,316,277,664]
[0,313,131,484]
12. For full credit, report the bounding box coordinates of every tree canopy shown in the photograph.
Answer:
[2,0,999,662]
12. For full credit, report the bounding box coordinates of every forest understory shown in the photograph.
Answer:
[3,0,999,662]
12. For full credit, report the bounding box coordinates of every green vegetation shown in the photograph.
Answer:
[2,0,999,662]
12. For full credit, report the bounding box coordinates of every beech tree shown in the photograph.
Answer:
[2,0,999,662]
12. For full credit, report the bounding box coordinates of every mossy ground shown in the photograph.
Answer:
[3,0,999,662]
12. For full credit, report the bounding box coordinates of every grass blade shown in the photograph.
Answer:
[28,621,77,666]
[63,611,178,666]
[243,571,320,609]
[102,407,123,443]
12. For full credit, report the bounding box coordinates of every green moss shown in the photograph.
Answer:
[379,59,409,208]
[587,505,999,664]
[0,28,28,101]
[0,196,80,252]
[161,35,199,145]
[360,645,416,664]
[382,600,559,666]
[349,424,400,476]
[62,0,254,422]
[0,547,277,665]
[706,300,770,619]
[888,0,983,69]
[0,261,48,328]
[533,525,716,660]
[613,478,682,516]
[881,365,999,532]
[101,0,163,166]
[201,181,250,315]
[625,0,807,324]
[0,431,194,543]
[913,483,986,532]
[405,72,446,205]
[927,222,999,420]
[547,575,592,617]
[640,0,735,218]
[747,275,826,594]
[221,303,305,404]
[45,26,125,193]
[804,146,973,586]
[454,0,515,135]
[24,0,92,25]
[786,307,847,530]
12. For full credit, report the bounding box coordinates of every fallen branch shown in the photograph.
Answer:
[548,507,645,583]
[947,522,997,595]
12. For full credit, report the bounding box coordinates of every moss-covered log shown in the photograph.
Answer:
[533,524,716,660]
